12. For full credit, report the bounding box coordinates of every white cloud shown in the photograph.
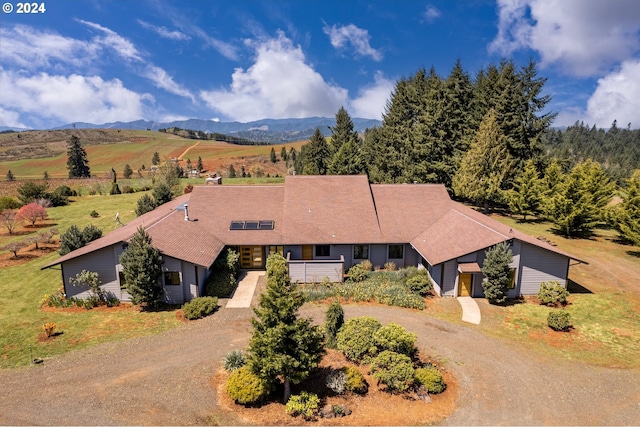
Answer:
[77,19,143,61]
[200,32,348,122]
[0,69,150,126]
[423,5,442,23]
[143,65,195,102]
[137,20,190,41]
[323,23,383,61]
[0,107,27,129]
[349,72,395,120]
[0,25,96,70]
[490,0,640,77]
[556,60,640,128]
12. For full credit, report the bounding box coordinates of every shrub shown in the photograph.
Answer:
[223,350,246,372]
[415,366,446,394]
[0,196,21,211]
[205,248,240,297]
[285,391,320,421]
[326,369,347,394]
[121,185,134,194]
[40,288,74,308]
[538,281,569,306]
[343,366,368,394]
[406,270,433,296]
[548,310,571,332]
[370,350,415,393]
[182,296,219,320]
[358,259,373,271]
[89,210,99,218]
[383,261,397,271]
[325,301,344,349]
[337,316,381,363]
[42,322,57,337]
[226,366,270,404]
[347,264,368,282]
[373,322,417,357]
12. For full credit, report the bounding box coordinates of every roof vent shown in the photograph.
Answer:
[184,204,189,221]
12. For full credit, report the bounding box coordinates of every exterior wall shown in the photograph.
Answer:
[442,260,458,296]
[428,262,443,296]
[287,255,344,283]
[285,245,302,260]
[181,261,198,302]
[62,246,120,300]
[370,244,387,268]
[162,256,184,304]
[404,244,419,268]
[519,241,569,295]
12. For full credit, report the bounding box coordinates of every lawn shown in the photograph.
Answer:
[0,191,180,368]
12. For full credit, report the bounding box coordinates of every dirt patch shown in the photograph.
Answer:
[213,349,457,426]
[0,241,59,267]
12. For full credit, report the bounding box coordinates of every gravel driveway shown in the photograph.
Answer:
[1,302,639,425]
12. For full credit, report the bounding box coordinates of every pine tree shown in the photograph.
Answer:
[507,159,544,220]
[152,152,160,166]
[152,183,173,206]
[481,242,513,304]
[329,107,357,155]
[543,159,615,237]
[609,170,640,246]
[6,170,15,181]
[43,171,49,180]
[247,254,325,403]
[197,156,204,172]
[452,109,513,212]
[328,108,365,175]
[123,164,133,179]
[281,147,288,162]
[228,164,237,178]
[119,227,163,308]
[270,147,277,163]
[66,136,90,178]
[324,301,344,349]
[135,194,157,216]
[186,158,192,174]
[58,224,102,255]
[300,128,331,175]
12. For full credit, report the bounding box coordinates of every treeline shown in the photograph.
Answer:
[292,60,639,244]
[542,120,640,184]
[158,127,264,145]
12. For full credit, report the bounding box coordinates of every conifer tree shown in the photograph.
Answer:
[247,254,325,403]
[328,107,365,175]
[152,152,160,166]
[228,164,236,178]
[270,147,277,163]
[452,109,513,212]
[197,156,204,172]
[123,164,133,179]
[300,128,331,175]
[66,135,90,178]
[135,194,156,216]
[609,170,640,246]
[281,146,288,162]
[481,242,513,304]
[6,170,15,181]
[507,159,544,220]
[119,227,163,308]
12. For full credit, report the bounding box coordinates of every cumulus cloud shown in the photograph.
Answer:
[423,5,442,23]
[143,65,195,102]
[323,23,383,61]
[200,32,348,121]
[137,20,190,41]
[0,107,27,129]
[77,19,143,62]
[556,60,640,128]
[349,72,395,120]
[490,0,640,77]
[0,69,150,126]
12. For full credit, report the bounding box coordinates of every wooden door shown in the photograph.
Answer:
[240,246,263,268]
[458,273,472,297]
[302,245,313,260]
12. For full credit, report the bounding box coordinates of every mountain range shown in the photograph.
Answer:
[0,117,382,144]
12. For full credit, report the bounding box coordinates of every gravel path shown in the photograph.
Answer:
[1,300,639,425]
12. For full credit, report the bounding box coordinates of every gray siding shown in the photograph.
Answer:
[404,244,419,268]
[162,256,184,304]
[285,246,302,260]
[519,242,569,295]
[181,261,198,302]
[63,246,119,300]
[288,256,344,283]
[370,244,387,268]
[429,263,443,296]
[442,260,458,296]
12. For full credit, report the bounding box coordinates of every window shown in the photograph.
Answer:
[229,220,275,230]
[508,269,516,289]
[164,271,181,286]
[269,245,284,256]
[388,244,404,259]
[244,221,259,230]
[353,244,369,259]
[315,245,330,257]
[259,220,275,230]
[230,221,244,230]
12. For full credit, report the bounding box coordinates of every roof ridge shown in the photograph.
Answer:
[450,207,510,240]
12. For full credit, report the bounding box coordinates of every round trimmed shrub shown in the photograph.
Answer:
[370,350,415,393]
[347,264,368,282]
[182,296,219,320]
[223,350,246,372]
[415,366,446,394]
[337,316,381,362]
[343,366,368,394]
[285,391,320,420]
[547,310,571,332]
[538,281,569,306]
[373,322,417,357]
[226,366,269,404]
[406,272,433,296]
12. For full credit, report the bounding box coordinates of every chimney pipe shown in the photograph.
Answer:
[184,204,189,221]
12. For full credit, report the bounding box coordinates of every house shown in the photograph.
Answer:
[43,175,584,303]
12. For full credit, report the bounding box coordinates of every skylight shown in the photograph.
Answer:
[229,220,274,230]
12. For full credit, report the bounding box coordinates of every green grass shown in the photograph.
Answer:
[0,191,180,368]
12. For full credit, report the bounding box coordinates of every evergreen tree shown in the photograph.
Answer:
[119,227,163,308]
[152,182,173,206]
[247,254,325,403]
[6,170,15,181]
[228,164,237,178]
[543,159,615,237]
[328,107,365,175]
[481,242,513,304]
[270,147,277,163]
[109,168,121,195]
[507,159,544,220]
[329,107,357,155]
[300,128,332,175]
[324,301,344,349]
[59,224,103,255]
[66,135,90,178]
[152,152,160,166]
[135,194,157,216]
[17,181,48,205]
[452,109,513,212]
[281,147,288,162]
[43,171,49,180]
[289,147,297,163]
[197,156,204,172]
[241,165,246,178]
[609,170,640,246]
[186,158,192,173]
[123,164,133,179]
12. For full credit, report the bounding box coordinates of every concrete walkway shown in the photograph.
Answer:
[457,296,481,324]
[225,270,264,308]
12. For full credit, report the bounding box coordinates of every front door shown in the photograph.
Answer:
[302,245,313,260]
[240,246,263,269]
[458,273,472,297]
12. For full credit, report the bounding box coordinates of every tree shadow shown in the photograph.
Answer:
[566,279,592,294]
[549,228,597,241]
[627,250,640,259]
[514,216,548,224]
[500,297,525,307]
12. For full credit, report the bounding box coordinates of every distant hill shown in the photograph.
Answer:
[26,117,382,144]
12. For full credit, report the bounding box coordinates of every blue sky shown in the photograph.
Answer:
[1,0,639,130]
